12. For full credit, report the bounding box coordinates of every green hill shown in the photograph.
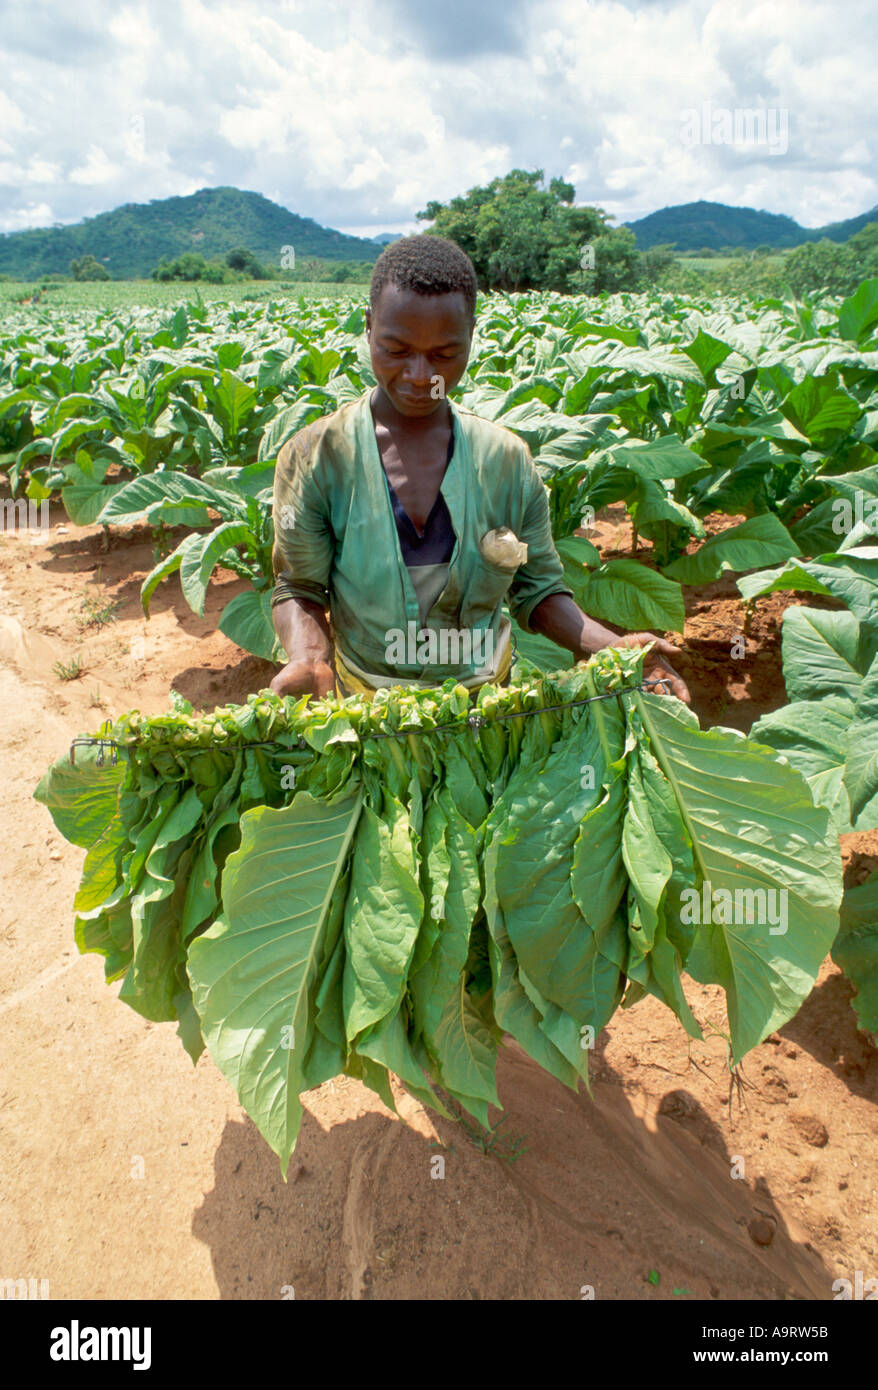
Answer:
[626,199,878,251]
[0,186,381,279]
[811,205,878,244]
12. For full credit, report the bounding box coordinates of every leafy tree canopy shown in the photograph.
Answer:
[225,245,268,278]
[70,253,110,282]
[151,251,229,283]
[418,169,632,293]
[784,224,878,297]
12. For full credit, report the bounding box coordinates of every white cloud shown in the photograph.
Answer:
[0,91,29,136]
[108,6,160,49]
[841,141,871,167]
[24,158,61,183]
[69,144,120,186]
[343,150,392,192]
[3,200,54,230]
[0,0,874,238]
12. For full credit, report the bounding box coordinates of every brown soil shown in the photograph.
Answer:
[0,501,875,1301]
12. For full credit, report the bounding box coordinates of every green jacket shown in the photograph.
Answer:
[271,390,572,682]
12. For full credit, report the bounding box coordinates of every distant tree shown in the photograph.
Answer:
[151,252,230,282]
[710,255,786,297]
[851,221,878,254]
[329,262,369,282]
[417,169,632,293]
[660,260,712,294]
[70,253,110,281]
[587,227,644,292]
[225,245,268,279]
[777,239,855,296]
[782,236,869,296]
[548,176,576,204]
[279,255,370,283]
[641,243,676,284]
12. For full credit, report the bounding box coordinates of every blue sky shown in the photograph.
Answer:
[0,0,875,237]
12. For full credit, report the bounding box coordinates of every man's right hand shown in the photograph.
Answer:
[269,658,336,699]
[269,597,336,698]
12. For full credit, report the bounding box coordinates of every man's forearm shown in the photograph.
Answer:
[528,593,621,658]
[272,597,333,664]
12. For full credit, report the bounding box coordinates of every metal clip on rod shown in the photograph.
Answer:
[69,737,119,767]
[641,677,673,696]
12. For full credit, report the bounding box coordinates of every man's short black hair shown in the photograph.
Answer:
[370,235,478,322]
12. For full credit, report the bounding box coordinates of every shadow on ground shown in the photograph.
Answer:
[192,1039,832,1301]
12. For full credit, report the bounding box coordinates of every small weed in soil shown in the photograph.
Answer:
[53,652,85,681]
[77,593,120,629]
[436,1091,530,1163]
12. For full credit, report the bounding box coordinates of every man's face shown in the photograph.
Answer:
[366,283,472,418]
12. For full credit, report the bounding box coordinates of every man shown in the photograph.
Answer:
[269,236,690,703]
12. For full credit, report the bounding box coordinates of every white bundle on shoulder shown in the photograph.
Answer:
[479,526,528,571]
